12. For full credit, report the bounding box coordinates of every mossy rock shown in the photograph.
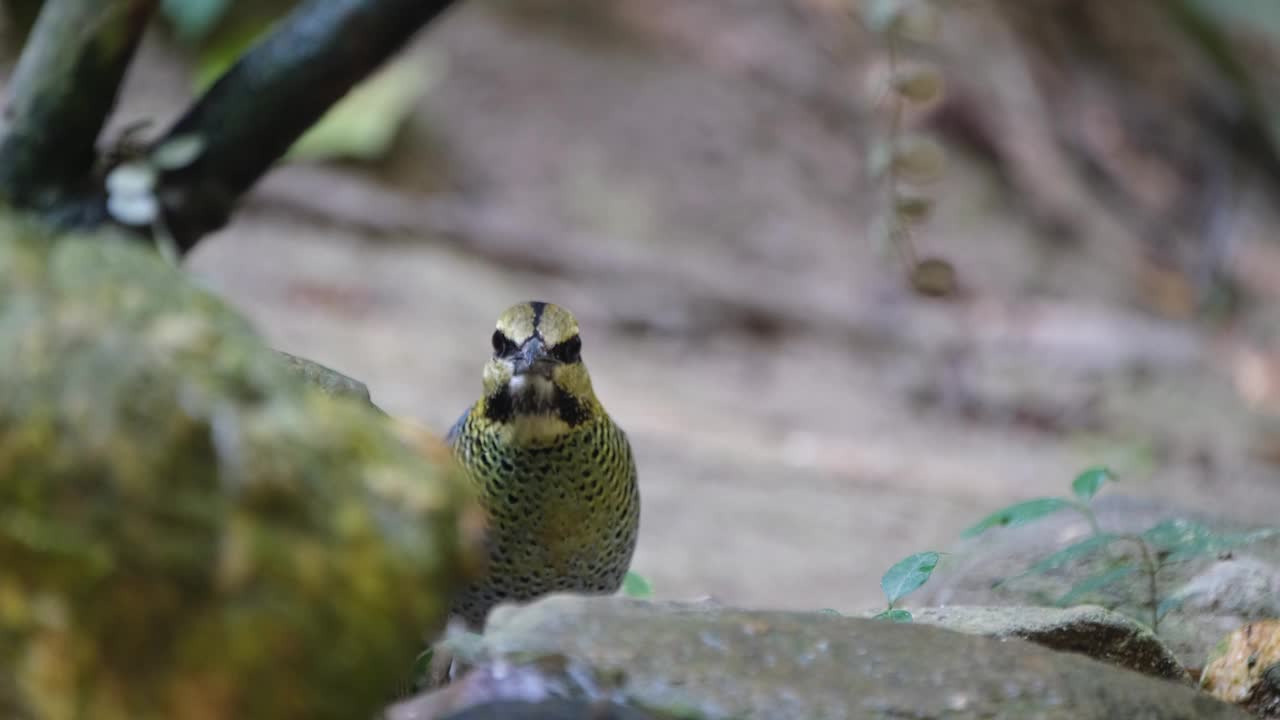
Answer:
[275,350,379,408]
[0,220,484,720]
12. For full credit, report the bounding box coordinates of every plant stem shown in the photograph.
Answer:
[0,0,156,212]
[883,36,918,270]
[150,0,463,254]
[1078,505,1104,539]
[1130,536,1160,631]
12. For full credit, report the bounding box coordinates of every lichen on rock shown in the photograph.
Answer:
[0,219,484,720]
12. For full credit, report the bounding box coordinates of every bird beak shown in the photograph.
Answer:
[512,337,555,379]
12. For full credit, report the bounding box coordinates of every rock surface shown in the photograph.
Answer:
[0,221,484,720]
[439,702,659,720]
[412,594,1250,719]
[903,604,1188,681]
[393,692,661,720]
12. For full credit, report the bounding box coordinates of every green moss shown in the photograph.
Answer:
[0,219,483,720]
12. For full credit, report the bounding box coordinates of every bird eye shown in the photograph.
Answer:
[551,335,582,363]
[492,330,517,357]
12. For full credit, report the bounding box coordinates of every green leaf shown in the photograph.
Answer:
[1172,528,1277,562]
[1071,466,1114,503]
[162,0,234,42]
[621,571,653,599]
[1019,533,1122,577]
[880,551,940,605]
[1142,519,1211,549]
[412,647,434,677]
[961,498,1076,538]
[873,608,914,623]
[1054,566,1138,607]
[1138,520,1279,561]
[407,646,435,692]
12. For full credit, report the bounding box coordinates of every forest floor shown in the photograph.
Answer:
[26,1,1280,611]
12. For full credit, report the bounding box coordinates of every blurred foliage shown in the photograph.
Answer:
[158,0,299,45]
[1170,0,1280,149]
[1183,0,1280,42]
[185,0,431,162]
[3,0,426,161]
[161,0,234,41]
[284,53,434,164]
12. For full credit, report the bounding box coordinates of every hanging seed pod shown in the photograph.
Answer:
[895,193,934,224]
[909,257,958,297]
[893,135,946,182]
[892,64,945,105]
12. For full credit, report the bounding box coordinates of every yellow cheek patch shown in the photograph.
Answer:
[481,359,513,395]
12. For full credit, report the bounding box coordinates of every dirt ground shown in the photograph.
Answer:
[28,1,1280,611]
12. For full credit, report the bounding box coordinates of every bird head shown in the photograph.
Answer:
[481,301,598,428]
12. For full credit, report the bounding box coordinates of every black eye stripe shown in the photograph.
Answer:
[491,330,519,357]
[551,335,582,363]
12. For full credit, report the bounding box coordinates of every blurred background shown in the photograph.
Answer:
[4,0,1280,611]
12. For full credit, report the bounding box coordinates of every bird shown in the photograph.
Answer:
[444,301,641,631]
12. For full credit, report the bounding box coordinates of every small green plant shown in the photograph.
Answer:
[873,466,1280,633]
[621,570,654,599]
[409,646,435,693]
[962,467,1280,632]
[873,550,941,622]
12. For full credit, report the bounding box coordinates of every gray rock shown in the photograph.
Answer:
[390,685,659,720]
[1172,556,1280,617]
[902,605,1188,681]
[423,594,1249,719]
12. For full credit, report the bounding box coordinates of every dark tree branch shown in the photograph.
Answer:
[152,0,463,254]
[0,0,156,210]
